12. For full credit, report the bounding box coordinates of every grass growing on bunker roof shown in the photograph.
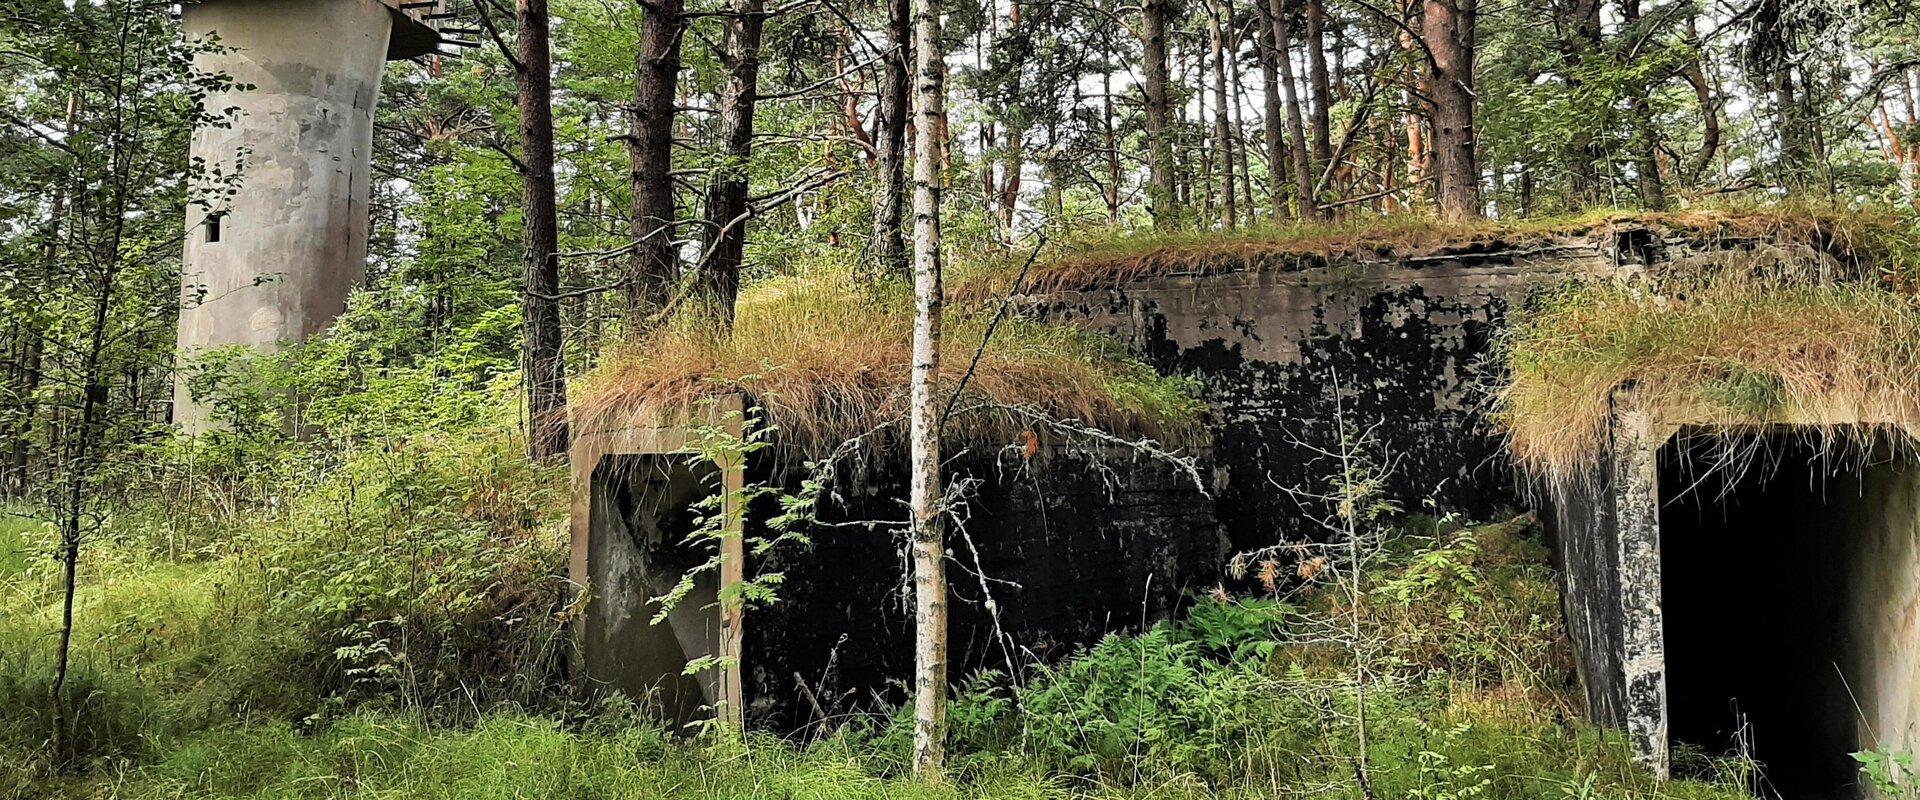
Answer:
[572,273,1206,454]
[951,202,1920,300]
[1495,274,1920,482]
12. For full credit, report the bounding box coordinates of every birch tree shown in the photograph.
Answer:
[909,0,950,775]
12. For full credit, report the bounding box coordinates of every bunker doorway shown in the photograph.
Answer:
[1658,434,1920,800]
[583,454,728,725]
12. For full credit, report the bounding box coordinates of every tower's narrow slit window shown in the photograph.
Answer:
[205,214,222,244]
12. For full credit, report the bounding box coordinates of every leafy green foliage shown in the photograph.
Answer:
[1854,745,1919,800]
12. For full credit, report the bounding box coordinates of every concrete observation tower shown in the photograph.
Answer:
[173,0,460,430]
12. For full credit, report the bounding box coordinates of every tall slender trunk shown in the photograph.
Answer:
[1102,71,1124,222]
[1230,43,1256,225]
[1424,0,1481,219]
[1255,0,1289,218]
[909,0,949,776]
[1136,0,1167,222]
[999,126,1023,237]
[1559,0,1602,206]
[628,0,685,317]
[1270,0,1316,218]
[1620,0,1665,209]
[1304,0,1333,168]
[699,0,766,324]
[1775,66,1809,191]
[1193,43,1214,223]
[1402,0,1428,207]
[3,327,40,496]
[870,0,911,274]
[1681,57,1719,184]
[1208,0,1236,229]
[51,261,115,764]
[517,0,568,459]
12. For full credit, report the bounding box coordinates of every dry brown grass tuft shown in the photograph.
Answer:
[951,205,1917,301]
[1496,273,1920,482]
[572,273,1206,454]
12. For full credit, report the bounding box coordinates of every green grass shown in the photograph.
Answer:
[0,495,1765,800]
[0,510,44,579]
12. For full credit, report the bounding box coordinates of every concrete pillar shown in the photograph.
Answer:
[173,0,438,431]
[1609,391,1671,778]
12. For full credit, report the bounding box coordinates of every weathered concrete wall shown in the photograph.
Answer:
[1033,231,1853,559]
[1541,458,1628,730]
[570,405,1226,729]
[174,0,439,430]
[1839,455,1920,778]
[1036,239,1629,556]
[745,445,1225,729]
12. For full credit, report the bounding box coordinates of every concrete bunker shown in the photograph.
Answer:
[566,216,1914,775]
[569,396,1225,729]
[1014,215,1916,790]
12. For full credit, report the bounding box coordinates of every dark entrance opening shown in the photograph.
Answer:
[1659,434,1864,800]
[584,454,724,725]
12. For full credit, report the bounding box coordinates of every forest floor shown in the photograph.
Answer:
[0,445,1763,799]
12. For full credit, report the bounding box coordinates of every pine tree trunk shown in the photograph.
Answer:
[517,0,569,459]
[1424,0,1481,219]
[1559,0,1603,206]
[699,0,766,324]
[870,0,911,274]
[1255,0,1289,219]
[1102,71,1125,222]
[1270,0,1317,218]
[1620,0,1665,209]
[1229,43,1256,225]
[1141,0,1175,225]
[909,0,949,777]
[1305,0,1333,169]
[1208,0,1236,229]
[628,0,684,316]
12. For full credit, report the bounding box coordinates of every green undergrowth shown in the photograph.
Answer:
[0,413,572,793]
[3,496,1761,799]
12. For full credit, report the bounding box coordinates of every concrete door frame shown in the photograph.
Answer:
[569,395,747,725]
[1589,388,1920,779]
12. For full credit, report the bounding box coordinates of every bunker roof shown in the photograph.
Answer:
[953,207,1913,300]
[572,274,1207,457]
[1497,270,1920,484]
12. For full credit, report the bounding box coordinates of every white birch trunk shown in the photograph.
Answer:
[909,0,949,778]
